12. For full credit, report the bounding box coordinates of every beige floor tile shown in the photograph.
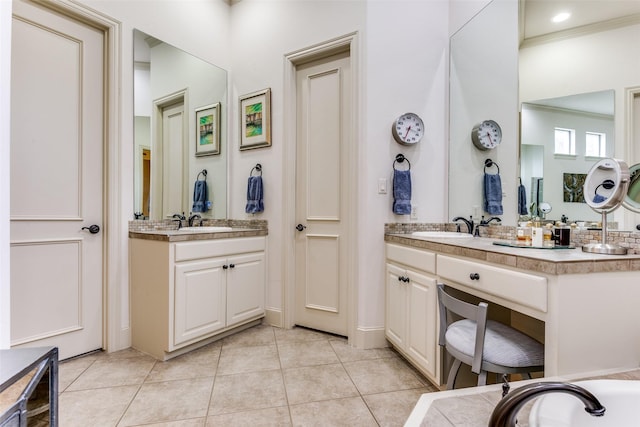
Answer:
[119,377,213,426]
[205,406,291,426]
[283,363,359,405]
[217,344,281,375]
[66,356,156,391]
[146,343,220,383]
[58,385,139,427]
[132,419,206,427]
[329,339,395,363]
[274,326,334,344]
[278,340,339,368]
[363,388,431,427]
[221,323,276,348]
[289,397,378,426]
[209,369,287,415]
[57,357,95,392]
[344,357,425,395]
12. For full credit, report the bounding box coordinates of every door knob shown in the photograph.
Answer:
[81,224,100,234]
[296,224,307,232]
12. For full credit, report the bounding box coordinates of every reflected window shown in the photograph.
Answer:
[585,131,607,157]
[554,127,575,155]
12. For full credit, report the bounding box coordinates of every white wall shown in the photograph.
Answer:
[0,0,13,349]
[229,0,449,334]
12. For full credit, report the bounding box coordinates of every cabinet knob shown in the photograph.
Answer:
[469,273,480,280]
[223,264,228,270]
[229,264,235,269]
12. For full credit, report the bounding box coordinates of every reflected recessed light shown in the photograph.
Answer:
[552,12,571,23]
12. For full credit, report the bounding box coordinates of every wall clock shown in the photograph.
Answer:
[471,119,502,150]
[392,112,424,145]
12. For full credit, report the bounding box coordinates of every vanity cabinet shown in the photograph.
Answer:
[386,233,640,383]
[130,236,266,360]
[385,244,440,385]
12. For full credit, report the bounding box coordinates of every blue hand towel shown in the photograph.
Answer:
[517,183,528,215]
[192,180,208,213]
[392,169,411,215]
[245,176,264,214]
[593,193,607,203]
[484,172,503,215]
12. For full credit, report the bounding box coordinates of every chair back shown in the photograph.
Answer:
[437,284,489,374]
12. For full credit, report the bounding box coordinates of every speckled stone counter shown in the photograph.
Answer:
[128,219,268,242]
[405,368,640,427]
[385,233,640,275]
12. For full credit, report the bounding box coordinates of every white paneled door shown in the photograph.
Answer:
[294,50,351,337]
[10,0,104,359]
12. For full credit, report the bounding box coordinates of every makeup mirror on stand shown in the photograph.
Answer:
[582,158,630,255]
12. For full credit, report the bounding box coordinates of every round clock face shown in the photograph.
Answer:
[392,113,424,145]
[471,120,502,150]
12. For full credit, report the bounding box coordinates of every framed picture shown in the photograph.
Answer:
[195,102,220,156]
[239,88,271,150]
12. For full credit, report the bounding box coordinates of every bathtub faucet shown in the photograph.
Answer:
[488,381,605,427]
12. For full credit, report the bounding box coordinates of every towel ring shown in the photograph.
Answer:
[393,154,411,171]
[250,163,262,176]
[484,159,499,174]
[197,169,208,181]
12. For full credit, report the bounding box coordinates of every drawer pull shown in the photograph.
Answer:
[398,276,410,283]
[469,273,480,280]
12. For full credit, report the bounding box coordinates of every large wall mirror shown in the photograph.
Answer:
[449,0,640,229]
[134,29,228,220]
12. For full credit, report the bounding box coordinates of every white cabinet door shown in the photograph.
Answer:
[226,252,265,327]
[174,258,226,347]
[406,270,439,381]
[385,263,408,349]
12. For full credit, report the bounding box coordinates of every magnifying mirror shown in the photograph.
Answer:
[582,158,630,255]
[622,163,640,214]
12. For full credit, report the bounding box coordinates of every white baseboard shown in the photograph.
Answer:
[264,308,282,328]
[352,326,387,349]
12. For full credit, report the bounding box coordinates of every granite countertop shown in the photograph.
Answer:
[405,368,640,427]
[129,227,268,242]
[385,233,640,274]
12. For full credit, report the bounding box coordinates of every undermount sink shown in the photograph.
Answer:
[411,231,472,239]
[529,380,640,426]
[176,226,233,233]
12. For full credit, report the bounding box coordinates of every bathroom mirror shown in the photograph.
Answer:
[134,29,228,220]
[449,0,640,229]
[520,90,615,223]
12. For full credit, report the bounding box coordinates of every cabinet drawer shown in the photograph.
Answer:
[175,237,266,262]
[386,244,436,274]
[437,255,547,313]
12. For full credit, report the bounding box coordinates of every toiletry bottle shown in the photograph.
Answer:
[543,224,554,247]
[517,222,531,245]
[531,219,543,247]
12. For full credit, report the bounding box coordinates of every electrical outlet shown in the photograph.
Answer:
[411,206,418,220]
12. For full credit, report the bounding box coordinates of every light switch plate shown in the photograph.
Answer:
[378,178,387,194]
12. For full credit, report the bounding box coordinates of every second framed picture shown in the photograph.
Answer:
[195,102,221,156]
[239,88,271,150]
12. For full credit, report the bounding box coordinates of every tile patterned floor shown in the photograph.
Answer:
[56,324,439,426]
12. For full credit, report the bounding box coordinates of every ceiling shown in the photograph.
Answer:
[523,0,640,40]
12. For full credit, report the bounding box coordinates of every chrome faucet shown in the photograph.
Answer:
[453,216,474,234]
[188,213,202,227]
[488,382,605,427]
